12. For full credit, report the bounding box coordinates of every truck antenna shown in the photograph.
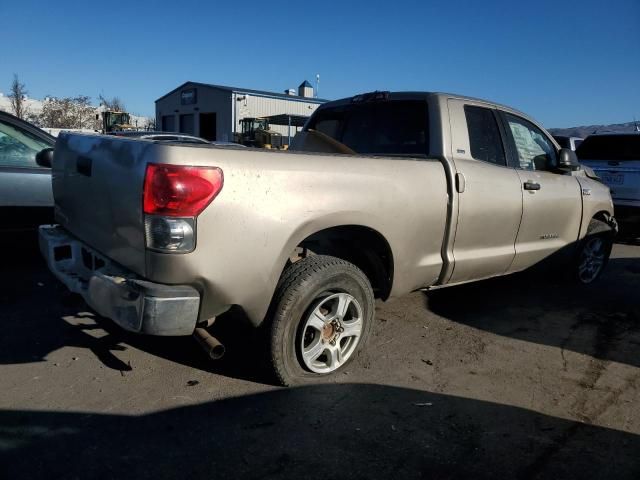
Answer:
[316,74,320,99]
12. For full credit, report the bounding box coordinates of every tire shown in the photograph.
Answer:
[573,218,614,284]
[267,255,375,386]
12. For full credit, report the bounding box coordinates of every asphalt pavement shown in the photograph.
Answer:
[1,237,639,479]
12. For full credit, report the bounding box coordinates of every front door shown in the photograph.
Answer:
[0,117,54,231]
[447,99,523,284]
[500,112,582,272]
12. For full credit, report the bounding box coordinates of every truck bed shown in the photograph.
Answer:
[51,132,449,324]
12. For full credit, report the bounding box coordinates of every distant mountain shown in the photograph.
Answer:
[549,121,639,139]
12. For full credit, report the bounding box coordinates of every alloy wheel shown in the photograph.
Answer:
[578,237,606,283]
[299,292,363,374]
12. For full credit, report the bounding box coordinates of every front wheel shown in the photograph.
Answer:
[267,255,375,386]
[574,219,614,284]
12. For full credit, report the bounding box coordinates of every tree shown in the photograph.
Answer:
[98,94,125,112]
[38,95,99,129]
[8,74,28,119]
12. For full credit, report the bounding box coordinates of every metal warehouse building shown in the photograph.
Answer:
[155,80,327,143]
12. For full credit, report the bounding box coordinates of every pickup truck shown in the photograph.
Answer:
[39,91,616,385]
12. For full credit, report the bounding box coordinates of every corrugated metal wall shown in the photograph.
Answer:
[234,93,322,138]
[157,83,326,142]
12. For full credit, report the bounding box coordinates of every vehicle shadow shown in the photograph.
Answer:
[2,240,639,383]
[425,256,640,369]
[0,242,275,385]
[1,383,638,480]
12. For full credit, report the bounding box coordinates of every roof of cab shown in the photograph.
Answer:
[316,91,534,124]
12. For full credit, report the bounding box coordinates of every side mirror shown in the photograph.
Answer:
[36,148,54,168]
[558,148,580,171]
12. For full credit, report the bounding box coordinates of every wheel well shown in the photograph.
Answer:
[295,225,394,300]
[590,210,617,236]
[593,211,611,223]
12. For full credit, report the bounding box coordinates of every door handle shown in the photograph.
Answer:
[455,173,466,193]
[523,181,541,191]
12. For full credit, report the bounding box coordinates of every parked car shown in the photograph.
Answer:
[110,131,245,147]
[110,131,212,143]
[0,111,55,232]
[576,133,640,236]
[39,91,616,385]
[553,135,583,151]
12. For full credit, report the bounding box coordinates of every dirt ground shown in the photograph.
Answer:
[1,238,639,479]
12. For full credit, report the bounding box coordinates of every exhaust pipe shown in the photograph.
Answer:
[193,327,225,360]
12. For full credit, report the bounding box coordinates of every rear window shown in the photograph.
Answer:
[464,105,506,165]
[576,134,640,161]
[306,100,429,157]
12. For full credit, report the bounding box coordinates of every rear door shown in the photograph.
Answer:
[499,112,582,272]
[447,99,523,283]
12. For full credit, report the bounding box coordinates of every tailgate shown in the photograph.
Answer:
[582,159,640,204]
[52,133,153,276]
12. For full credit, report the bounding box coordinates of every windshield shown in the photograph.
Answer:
[305,100,429,156]
[108,112,130,126]
[576,134,640,161]
[241,119,268,133]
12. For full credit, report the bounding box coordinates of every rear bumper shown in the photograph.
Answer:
[39,225,200,336]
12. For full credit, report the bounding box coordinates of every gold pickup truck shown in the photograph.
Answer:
[39,91,616,385]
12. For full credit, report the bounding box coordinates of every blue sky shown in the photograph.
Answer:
[1,0,638,127]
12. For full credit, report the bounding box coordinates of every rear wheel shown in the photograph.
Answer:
[267,255,375,386]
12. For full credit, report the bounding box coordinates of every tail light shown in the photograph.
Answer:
[143,164,223,216]
[143,164,223,253]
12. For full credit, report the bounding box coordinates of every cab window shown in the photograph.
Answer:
[504,113,557,171]
[464,105,506,166]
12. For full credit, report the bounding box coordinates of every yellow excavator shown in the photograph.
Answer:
[100,110,136,134]
[235,117,284,149]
